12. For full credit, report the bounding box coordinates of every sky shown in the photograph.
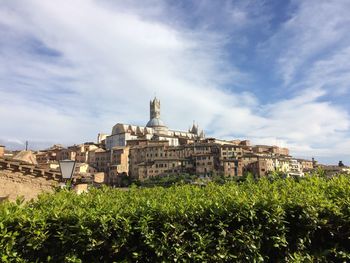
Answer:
[0,0,350,164]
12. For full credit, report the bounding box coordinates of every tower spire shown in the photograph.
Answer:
[147,97,166,128]
[150,97,160,119]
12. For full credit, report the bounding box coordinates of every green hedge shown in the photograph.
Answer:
[1,175,350,262]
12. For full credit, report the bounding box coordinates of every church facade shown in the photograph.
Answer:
[105,97,205,150]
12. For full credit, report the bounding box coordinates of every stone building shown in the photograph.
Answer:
[105,97,205,149]
[56,146,77,161]
[216,144,244,176]
[0,145,5,159]
[128,138,246,180]
[75,143,99,163]
[252,145,289,156]
[88,148,110,173]
[245,156,281,177]
[128,140,179,180]
[108,146,130,185]
[222,159,243,177]
[75,163,90,174]
[35,144,64,163]
[297,159,314,171]
[245,155,309,177]
[32,97,308,182]
[288,159,304,177]
[247,159,269,177]
[110,146,129,174]
[97,133,108,144]
[35,151,50,163]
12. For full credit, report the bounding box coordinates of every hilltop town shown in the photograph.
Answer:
[1,97,349,189]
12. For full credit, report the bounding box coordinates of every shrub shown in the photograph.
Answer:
[1,175,350,262]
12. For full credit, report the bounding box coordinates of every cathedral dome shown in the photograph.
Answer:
[146,118,166,127]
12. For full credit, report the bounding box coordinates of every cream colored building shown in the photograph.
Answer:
[105,97,205,149]
[288,159,304,177]
[75,143,99,163]
[88,148,110,173]
[56,147,76,161]
[297,159,314,171]
[108,146,130,185]
[276,158,290,173]
[0,145,5,159]
[252,145,289,156]
[75,163,90,174]
[97,133,108,144]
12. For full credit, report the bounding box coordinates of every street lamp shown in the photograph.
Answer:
[59,159,76,188]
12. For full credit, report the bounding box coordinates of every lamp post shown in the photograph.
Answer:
[59,159,76,189]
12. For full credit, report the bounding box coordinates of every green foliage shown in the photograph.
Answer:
[133,173,198,187]
[1,175,350,262]
[269,169,286,180]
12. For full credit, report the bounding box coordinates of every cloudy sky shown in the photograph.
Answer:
[1,0,350,164]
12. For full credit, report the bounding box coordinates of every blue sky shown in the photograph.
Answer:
[0,0,350,164]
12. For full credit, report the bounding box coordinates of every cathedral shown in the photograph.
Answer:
[105,97,205,149]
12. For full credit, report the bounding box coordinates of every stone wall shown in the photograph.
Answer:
[0,169,57,201]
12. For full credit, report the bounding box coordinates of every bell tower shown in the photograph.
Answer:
[150,97,161,119]
[146,97,167,129]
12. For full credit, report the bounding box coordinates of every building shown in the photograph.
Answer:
[108,146,130,185]
[297,159,314,171]
[245,155,299,177]
[252,145,289,156]
[75,163,90,174]
[128,138,247,180]
[75,143,99,163]
[0,145,5,159]
[288,159,304,177]
[35,151,50,163]
[105,97,205,149]
[247,159,269,177]
[56,147,77,161]
[27,97,307,183]
[97,133,108,144]
[128,140,180,180]
[221,159,243,177]
[88,148,110,173]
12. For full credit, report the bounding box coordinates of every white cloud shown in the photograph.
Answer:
[266,0,350,86]
[0,0,248,141]
[0,0,349,163]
